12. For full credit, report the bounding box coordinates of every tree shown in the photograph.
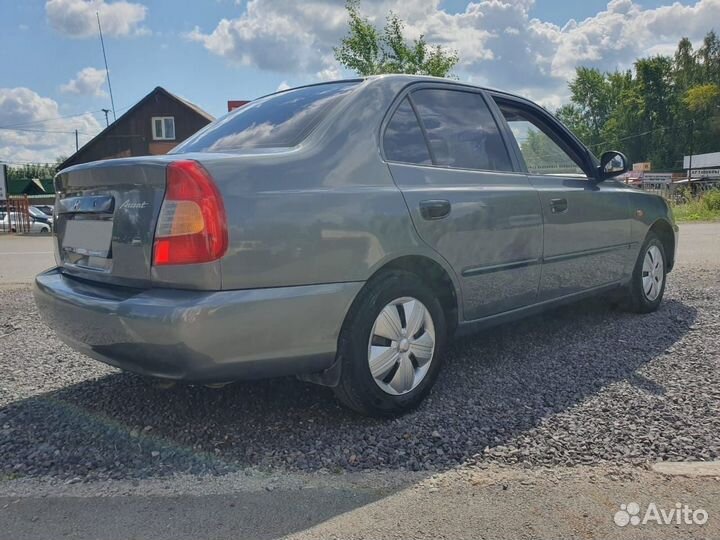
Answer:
[674,37,697,91]
[557,31,720,170]
[684,83,720,113]
[334,0,459,77]
[698,30,720,84]
[567,67,611,145]
[521,128,578,172]
[6,162,58,181]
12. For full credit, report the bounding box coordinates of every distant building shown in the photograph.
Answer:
[59,87,214,170]
[227,100,250,112]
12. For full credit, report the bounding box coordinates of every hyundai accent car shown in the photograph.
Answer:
[34,75,677,416]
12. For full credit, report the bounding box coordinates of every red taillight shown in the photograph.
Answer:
[152,160,228,266]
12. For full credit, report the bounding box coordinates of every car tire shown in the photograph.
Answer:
[333,270,446,417]
[623,232,667,313]
[41,227,49,233]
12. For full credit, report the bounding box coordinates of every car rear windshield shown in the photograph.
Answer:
[173,82,360,153]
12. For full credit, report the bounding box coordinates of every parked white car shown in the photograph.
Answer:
[0,212,52,233]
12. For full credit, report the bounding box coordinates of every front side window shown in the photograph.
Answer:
[152,117,176,141]
[496,103,587,177]
[174,82,359,153]
[383,98,432,165]
[410,88,513,172]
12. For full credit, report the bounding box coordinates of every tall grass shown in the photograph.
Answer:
[671,189,720,222]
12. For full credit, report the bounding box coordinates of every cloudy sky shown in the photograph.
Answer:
[1,0,719,163]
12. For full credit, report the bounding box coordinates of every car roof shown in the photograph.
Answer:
[255,74,527,104]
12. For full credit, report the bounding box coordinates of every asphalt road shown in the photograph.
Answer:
[3,466,720,540]
[0,234,54,284]
[0,222,718,539]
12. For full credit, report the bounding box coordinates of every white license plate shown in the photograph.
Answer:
[63,219,113,257]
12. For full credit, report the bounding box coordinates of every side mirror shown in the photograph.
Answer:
[598,151,628,181]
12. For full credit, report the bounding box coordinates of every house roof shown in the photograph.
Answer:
[8,177,54,195]
[168,90,214,122]
[58,86,214,170]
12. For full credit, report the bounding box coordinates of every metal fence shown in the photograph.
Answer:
[0,196,32,233]
[638,180,720,206]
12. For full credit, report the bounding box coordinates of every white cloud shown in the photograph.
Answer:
[186,0,349,75]
[0,87,102,163]
[188,0,720,105]
[46,0,148,38]
[276,80,291,91]
[60,67,108,96]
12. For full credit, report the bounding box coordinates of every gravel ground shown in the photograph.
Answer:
[1,252,718,481]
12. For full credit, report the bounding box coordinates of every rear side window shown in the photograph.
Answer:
[173,82,359,153]
[383,98,432,165]
[410,89,513,172]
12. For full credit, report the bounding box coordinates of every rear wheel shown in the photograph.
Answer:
[333,271,446,416]
[623,232,667,313]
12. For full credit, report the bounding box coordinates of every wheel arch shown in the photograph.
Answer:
[297,253,461,388]
[648,219,676,272]
[368,255,460,337]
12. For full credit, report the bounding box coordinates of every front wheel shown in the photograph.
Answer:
[624,232,667,313]
[333,271,446,417]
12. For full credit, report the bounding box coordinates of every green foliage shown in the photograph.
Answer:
[703,189,720,211]
[520,129,579,173]
[684,84,720,112]
[559,30,720,170]
[672,199,720,222]
[334,0,459,77]
[6,163,57,181]
[670,189,720,222]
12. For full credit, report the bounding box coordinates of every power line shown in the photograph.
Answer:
[0,126,92,135]
[0,103,132,131]
[0,157,58,166]
[97,12,116,121]
[584,123,685,149]
[0,110,105,129]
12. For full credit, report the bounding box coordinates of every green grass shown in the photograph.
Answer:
[672,200,720,222]
[671,190,720,222]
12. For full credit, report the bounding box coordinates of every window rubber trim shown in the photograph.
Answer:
[380,81,517,174]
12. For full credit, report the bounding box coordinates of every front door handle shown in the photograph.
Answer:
[419,199,451,220]
[550,198,568,214]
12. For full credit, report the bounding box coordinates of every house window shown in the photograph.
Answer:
[152,117,175,140]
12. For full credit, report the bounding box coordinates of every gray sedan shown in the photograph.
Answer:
[34,75,677,416]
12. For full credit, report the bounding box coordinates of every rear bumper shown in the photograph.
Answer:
[34,268,362,382]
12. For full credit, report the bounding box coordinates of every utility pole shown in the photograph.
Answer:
[97,12,117,121]
[75,130,79,152]
[687,118,695,181]
[101,108,111,127]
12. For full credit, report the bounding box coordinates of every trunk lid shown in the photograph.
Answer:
[54,158,167,287]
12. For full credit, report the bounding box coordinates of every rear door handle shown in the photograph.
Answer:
[550,198,568,214]
[419,199,451,220]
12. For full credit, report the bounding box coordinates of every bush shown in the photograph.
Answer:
[703,189,720,211]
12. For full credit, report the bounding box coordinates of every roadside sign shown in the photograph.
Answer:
[0,164,7,201]
[689,168,720,178]
[641,173,672,185]
[683,152,720,169]
[633,162,651,172]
